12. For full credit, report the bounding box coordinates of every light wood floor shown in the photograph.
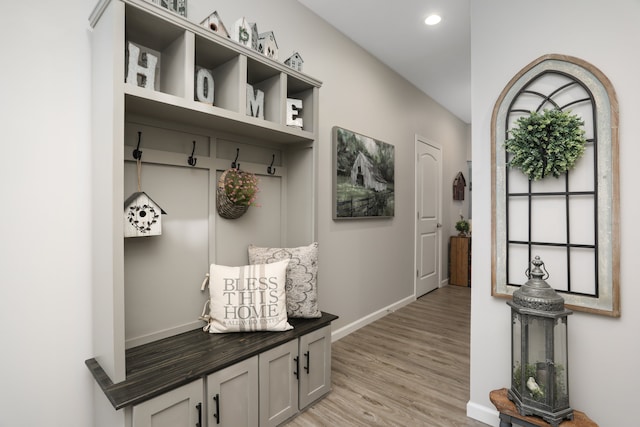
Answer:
[285,285,489,427]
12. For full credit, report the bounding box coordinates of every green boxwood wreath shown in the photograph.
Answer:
[504,109,587,181]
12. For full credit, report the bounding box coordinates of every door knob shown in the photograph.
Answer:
[437,223,442,228]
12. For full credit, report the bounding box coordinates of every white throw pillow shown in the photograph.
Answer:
[248,242,321,318]
[203,260,292,333]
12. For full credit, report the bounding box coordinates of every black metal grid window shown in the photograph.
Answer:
[504,71,598,297]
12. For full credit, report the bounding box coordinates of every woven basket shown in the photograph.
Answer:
[216,169,250,219]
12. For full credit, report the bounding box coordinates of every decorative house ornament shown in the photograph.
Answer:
[246,84,264,119]
[195,66,214,104]
[200,11,229,38]
[453,171,466,200]
[257,31,279,60]
[151,0,186,17]
[504,109,587,181]
[507,256,573,426]
[126,42,159,90]
[286,98,303,127]
[216,168,259,219]
[249,22,259,51]
[284,52,304,72]
[232,17,253,48]
[124,192,166,237]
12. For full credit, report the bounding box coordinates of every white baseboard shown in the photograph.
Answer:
[466,400,499,426]
[330,295,415,342]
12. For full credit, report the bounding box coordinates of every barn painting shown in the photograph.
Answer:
[333,127,394,219]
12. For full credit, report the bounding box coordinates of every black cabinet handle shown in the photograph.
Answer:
[304,351,310,374]
[195,402,202,427]
[213,393,220,424]
[294,356,299,379]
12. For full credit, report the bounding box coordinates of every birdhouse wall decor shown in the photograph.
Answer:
[453,171,466,201]
[257,31,279,60]
[124,137,167,238]
[200,11,230,38]
[284,52,304,72]
[124,192,167,238]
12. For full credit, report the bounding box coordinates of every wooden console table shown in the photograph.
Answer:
[490,388,597,427]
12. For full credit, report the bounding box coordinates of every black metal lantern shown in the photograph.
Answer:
[507,256,573,426]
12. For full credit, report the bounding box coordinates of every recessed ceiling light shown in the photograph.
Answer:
[424,14,442,26]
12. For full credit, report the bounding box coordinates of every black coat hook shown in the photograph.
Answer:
[188,141,197,166]
[133,131,143,160]
[267,154,276,175]
[231,148,240,169]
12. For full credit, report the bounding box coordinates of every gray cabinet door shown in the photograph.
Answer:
[132,380,203,427]
[259,340,299,426]
[299,326,332,409]
[207,356,259,427]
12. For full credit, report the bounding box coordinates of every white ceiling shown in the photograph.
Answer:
[297,0,471,124]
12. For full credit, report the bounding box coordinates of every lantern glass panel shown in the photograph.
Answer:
[554,317,569,407]
[526,317,547,403]
[512,311,522,394]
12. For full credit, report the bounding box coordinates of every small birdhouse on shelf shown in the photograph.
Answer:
[284,52,304,72]
[124,192,167,238]
[257,31,279,60]
[200,11,230,38]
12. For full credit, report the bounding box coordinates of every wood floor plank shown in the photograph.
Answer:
[285,285,489,427]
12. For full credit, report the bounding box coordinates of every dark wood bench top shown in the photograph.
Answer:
[87,312,338,410]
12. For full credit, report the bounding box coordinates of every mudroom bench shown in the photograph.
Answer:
[87,312,337,426]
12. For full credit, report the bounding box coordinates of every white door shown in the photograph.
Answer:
[415,136,442,297]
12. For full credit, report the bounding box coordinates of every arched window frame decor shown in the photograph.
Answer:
[491,54,620,317]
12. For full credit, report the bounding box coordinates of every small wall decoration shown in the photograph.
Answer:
[232,17,253,48]
[216,168,260,219]
[124,192,166,237]
[284,52,304,72]
[246,84,265,119]
[286,98,303,128]
[152,0,186,17]
[332,126,395,219]
[453,171,466,200]
[200,11,229,38]
[126,42,159,90]
[124,134,167,237]
[257,31,279,60]
[195,66,214,104]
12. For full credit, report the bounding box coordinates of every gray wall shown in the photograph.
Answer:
[190,0,470,334]
[469,1,640,425]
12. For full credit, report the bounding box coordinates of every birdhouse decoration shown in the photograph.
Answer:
[257,31,279,60]
[284,52,304,72]
[124,139,167,237]
[232,17,253,48]
[453,171,466,200]
[200,11,230,38]
[124,192,166,238]
[507,256,573,426]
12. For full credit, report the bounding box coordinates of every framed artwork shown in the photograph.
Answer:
[332,126,395,219]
